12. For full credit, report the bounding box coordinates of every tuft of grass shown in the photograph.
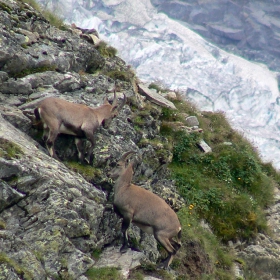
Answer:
[96,41,117,58]
[91,248,102,261]
[11,65,57,79]
[0,138,23,160]
[42,10,65,29]
[0,2,12,13]
[21,0,66,30]
[85,267,123,280]
[103,70,132,82]
[64,161,102,182]
[0,219,6,230]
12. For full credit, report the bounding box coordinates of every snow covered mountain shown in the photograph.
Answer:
[37,0,280,169]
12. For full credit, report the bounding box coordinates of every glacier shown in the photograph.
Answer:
[37,0,280,169]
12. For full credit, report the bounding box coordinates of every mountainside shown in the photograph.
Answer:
[1,1,280,280]
[35,0,280,172]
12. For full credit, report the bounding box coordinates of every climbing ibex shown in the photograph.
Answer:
[108,152,182,269]
[34,91,126,163]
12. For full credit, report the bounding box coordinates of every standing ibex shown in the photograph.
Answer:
[34,91,126,163]
[108,152,182,269]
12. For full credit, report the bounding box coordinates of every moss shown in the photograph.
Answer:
[21,43,28,49]
[91,249,102,261]
[0,220,6,230]
[64,161,102,182]
[0,138,23,160]
[0,2,12,13]
[0,253,33,279]
[103,70,132,82]
[128,270,144,280]
[85,267,123,280]
[11,65,57,79]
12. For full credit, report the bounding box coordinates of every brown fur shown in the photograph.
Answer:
[35,92,126,163]
[109,152,182,268]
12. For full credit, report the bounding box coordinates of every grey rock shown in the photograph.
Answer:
[0,79,33,95]
[0,105,32,133]
[138,83,177,109]
[0,263,21,280]
[0,158,22,179]
[185,116,199,127]
[0,181,25,212]
[94,246,144,279]
[197,139,212,153]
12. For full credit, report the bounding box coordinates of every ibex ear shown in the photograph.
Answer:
[103,96,110,104]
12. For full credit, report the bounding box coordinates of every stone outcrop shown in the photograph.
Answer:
[0,1,182,279]
[138,83,177,109]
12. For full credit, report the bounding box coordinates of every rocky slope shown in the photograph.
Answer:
[35,0,280,172]
[0,1,182,279]
[1,1,280,280]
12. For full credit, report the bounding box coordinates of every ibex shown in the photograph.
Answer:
[108,152,182,269]
[34,91,126,163]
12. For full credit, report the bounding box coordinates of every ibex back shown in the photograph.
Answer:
[34,91,126,163]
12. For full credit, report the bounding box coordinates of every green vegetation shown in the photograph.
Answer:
[0,219,6,230]
[175,207,234,278]
[21,0,66,30]
[64,161,102,183]
[0,253,33,279]
[103,70,132,82]
[0,2,12,13]
[12,65,57,78]
[91,248,102,261]
[160,97,276,242]
[85,267,123,280]
[96,41,118,58]
[0,138,23,159]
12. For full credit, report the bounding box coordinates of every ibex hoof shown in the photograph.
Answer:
[120,245,129,254]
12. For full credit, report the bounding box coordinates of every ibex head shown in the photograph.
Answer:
[108,151,136,180]
[102,90,127,129]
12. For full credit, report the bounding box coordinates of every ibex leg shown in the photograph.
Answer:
[75,138,85,163]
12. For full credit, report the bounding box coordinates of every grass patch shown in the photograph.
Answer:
[0,2,12,13]
[0,219,6,230]
[21,0,66,30]
[0,138,23,160]
[91,248,102,261]
[159,97,276,243]
[96,41,117,58]
[11,65,57,79]
[174,207,234,279]
[85,267,123,280]
[64,161,102,182]
[103,70,132,82]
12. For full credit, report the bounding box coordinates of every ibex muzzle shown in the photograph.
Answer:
[34,91,126,163]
